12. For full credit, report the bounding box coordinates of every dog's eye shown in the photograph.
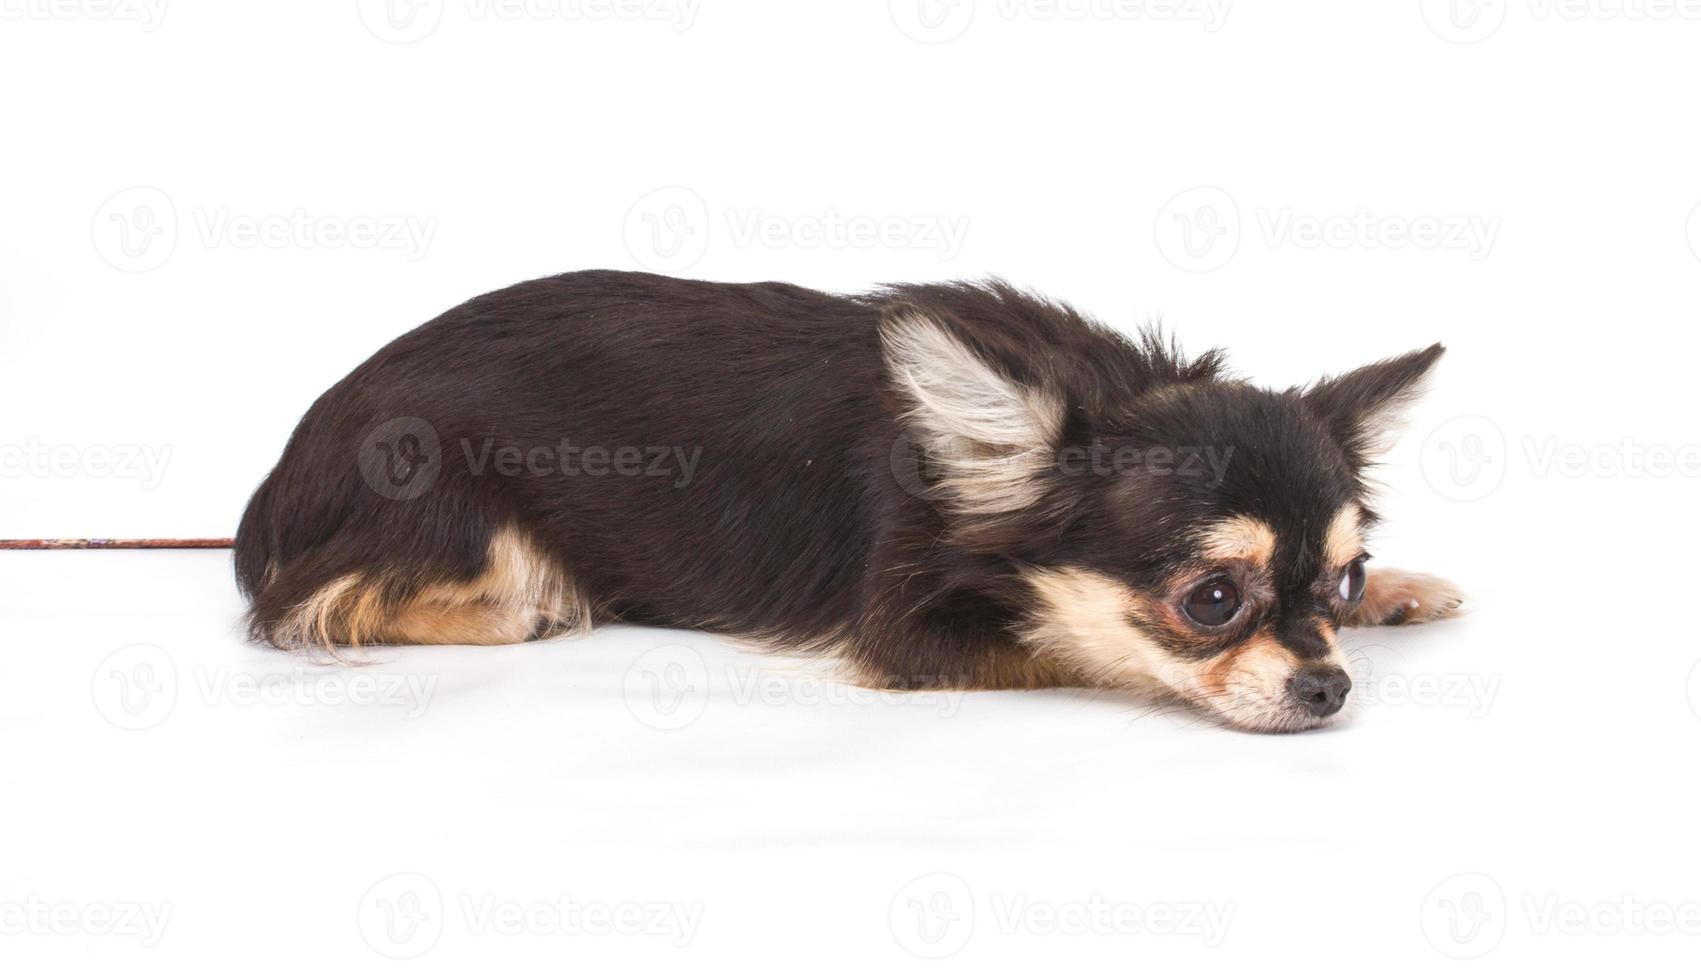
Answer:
[1338,559,1367,603]
[1182,578,1242,628]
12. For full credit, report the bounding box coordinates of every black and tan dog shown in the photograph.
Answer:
[235,271,1462,732]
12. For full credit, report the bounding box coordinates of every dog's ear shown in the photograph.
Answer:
[1302,344,1445,462]
[880,304,1065,520]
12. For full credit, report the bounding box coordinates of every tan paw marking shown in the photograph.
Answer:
[1346,569,1465,627]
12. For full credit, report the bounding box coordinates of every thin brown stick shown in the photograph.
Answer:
[0,538,234,550]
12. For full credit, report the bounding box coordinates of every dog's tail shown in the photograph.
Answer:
[233,461,401,651]
[233,468,282,602]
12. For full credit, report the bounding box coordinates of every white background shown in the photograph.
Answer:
[3,0,1700,976]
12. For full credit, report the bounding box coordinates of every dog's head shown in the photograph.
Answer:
[882,304,1443,732]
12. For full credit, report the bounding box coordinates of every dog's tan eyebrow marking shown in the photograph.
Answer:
[1324,503,1366,569]
[1197,515,1277,565]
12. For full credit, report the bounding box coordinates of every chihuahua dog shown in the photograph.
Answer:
[235,271,1462,732]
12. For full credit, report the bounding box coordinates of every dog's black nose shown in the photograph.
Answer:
[1288,666,1351,717]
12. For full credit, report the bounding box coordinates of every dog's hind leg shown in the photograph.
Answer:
[256,525,594,652]
[363,526,594,646]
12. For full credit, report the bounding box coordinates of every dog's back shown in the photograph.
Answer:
[235,270,888,650]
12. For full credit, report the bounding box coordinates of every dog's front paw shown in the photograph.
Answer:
[1347,569,1465,627]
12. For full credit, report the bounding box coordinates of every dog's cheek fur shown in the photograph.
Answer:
[1016,566,1174,687]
